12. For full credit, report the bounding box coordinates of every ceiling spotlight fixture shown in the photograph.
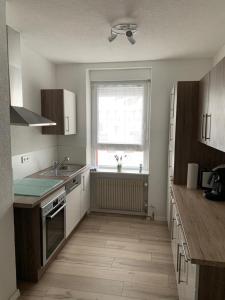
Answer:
[108,32,117,42]
[108,23,137,45]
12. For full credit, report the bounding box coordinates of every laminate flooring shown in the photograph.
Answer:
[18,213,178,300]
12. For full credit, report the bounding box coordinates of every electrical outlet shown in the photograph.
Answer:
[21,155,31,164]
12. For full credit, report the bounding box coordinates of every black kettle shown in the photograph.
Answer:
[204,164,225,201]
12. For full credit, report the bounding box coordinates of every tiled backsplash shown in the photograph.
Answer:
[12,146,58,180]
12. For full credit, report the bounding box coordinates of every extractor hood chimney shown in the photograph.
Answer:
[7,26,56,126]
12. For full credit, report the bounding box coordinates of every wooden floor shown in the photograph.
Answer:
[18,213,178,300]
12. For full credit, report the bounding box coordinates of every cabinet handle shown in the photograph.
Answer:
[82,175,85,191]
[169,124,173,141]
[171,217,176,240]
[176,243,181,272]
[168,150,172,168]
[208,114,212,140]
[178,251,189,284]
[201,114,205,140]
[205,114,212,140]
[178,252,184,284]
[66,116,70,132]
[175,212,181,227]
[170,189,175,202]
[182,242,190,262]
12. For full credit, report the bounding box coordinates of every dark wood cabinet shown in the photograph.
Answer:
[41,89,76,135]
[168,81,199,185]
[14,204,67,282]
[168,80,225,189]
[14,206,42,282]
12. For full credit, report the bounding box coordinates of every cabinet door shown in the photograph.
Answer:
[198,74,209,144]
[66,185,81,237]
[208,59,225,151]
[63,90,76,135]
[41,89,65,135]
[168,86,177,181]
[167,184,173,230]
[80,170,90,218]
[177,226,198,300]
[171,202,179,271]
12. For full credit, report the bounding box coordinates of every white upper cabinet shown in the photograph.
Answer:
[63,90,76,135]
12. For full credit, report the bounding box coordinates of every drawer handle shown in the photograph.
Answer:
[182,242,190,262]
[178,252,184,283]
[175,214,181,227]
[176,243,181,272]
[171,218,176,240]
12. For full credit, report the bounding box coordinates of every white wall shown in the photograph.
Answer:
[56,59,212,220]
[0,1,18,299]
[213,44,225,66]
[55,64,87,164]
[11,41,58,178]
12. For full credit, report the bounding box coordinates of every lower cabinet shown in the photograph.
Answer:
[170,197,198,300]
[66,169,90,238]
[169,186,225,300]
[66,183,81,238]
[80,169,90,218]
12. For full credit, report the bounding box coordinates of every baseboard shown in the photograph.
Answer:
[9,289,20,300]
[91,208,146,216]
[154,215,167,222]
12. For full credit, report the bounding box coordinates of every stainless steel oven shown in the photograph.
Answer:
[41,187,66,266]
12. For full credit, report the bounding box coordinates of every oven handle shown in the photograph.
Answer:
[47,203,66,219]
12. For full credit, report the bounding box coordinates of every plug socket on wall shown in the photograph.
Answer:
[21,155,31,164]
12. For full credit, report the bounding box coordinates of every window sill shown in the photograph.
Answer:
[91,168,149,175]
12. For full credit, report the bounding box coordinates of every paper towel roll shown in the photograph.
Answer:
[187,163,199,189]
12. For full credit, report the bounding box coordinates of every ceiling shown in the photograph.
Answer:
[6,0,225,63]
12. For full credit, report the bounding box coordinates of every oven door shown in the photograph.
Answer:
[42,201,66,265]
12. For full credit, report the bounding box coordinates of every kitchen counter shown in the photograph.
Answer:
[173,184,225,267]
[13,165,89,208]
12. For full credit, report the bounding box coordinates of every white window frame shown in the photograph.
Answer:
[91,80,150,170]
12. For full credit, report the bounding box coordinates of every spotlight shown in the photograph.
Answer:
[108,32,117,42]
[126,30,136,45]
[108,23,137,44]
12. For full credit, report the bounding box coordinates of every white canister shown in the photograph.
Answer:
[187,163,199,189]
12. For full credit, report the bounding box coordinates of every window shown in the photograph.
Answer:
[91,81,149,170]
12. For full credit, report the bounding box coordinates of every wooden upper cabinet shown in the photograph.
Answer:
[207,58,225,151]
[41,89,76,135]
[198,73,209,144]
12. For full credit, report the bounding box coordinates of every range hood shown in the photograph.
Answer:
[7,26,56,127]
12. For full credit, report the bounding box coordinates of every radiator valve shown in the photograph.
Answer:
[148,205,155,220]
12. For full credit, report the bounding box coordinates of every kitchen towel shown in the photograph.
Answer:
[187,163,199,189]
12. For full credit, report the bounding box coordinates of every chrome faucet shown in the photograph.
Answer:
[54,156,70,171]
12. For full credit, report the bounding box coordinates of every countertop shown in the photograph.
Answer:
[13,165,89,209]
[173,184,225,267]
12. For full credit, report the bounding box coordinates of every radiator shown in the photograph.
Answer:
[91,172,148,215]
